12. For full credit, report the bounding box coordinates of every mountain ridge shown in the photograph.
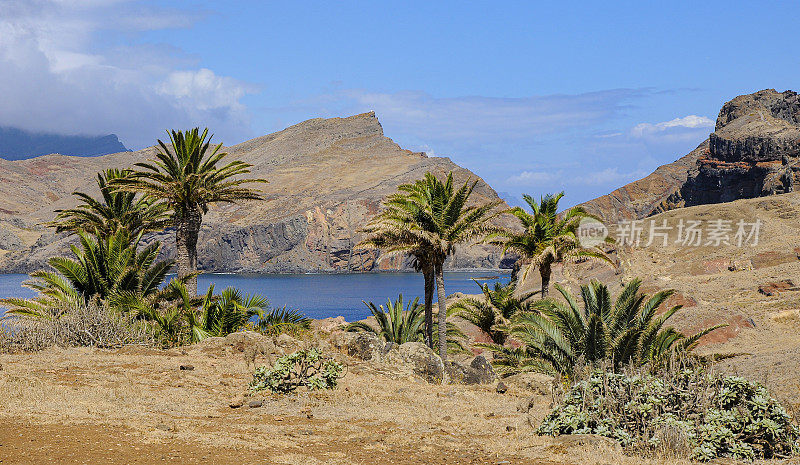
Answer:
[0,112,512,273]
[582,89,800,223]
[0,127,128,160]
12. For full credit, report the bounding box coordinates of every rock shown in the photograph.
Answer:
[758,279,797,296]
[546,434,622,454]
[229,398,244,409]
[155,424,171,432]
[504,372,555,396]
[179,364,194,371]
[506,425,516,432]
[275,333,299,349]
[381,342,444,384]
[469,355,495,383]
[312,316,347,333]
[248,400,263,409]
[444,359,494,385]
[342,332,385,361]
[496,381,508,394]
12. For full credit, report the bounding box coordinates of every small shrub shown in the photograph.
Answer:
[0,301,154,352]
[250,348,343,393]
[537,366,799,461]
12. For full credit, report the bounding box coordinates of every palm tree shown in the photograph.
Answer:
[488,192,613,297]
[449,279,535,344]
[368,172,500,360]
[111,128,267,295]
[359,217,436,348]
[347,294,467,353]
[485,279,725,378]
[0,229,173,320]
[253,305,312,336]
[347,294,425,344]
[48,169,170,239]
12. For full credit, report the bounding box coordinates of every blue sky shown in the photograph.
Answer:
[1,1,798,206]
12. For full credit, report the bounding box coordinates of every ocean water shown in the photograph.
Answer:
[0,272,509,321]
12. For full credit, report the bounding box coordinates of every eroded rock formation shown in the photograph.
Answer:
[583,89,800,223]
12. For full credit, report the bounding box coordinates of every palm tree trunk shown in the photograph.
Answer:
[435,262,448,361]
[540,261,551,297]
[175,205,202,296]
[423,263,435,349]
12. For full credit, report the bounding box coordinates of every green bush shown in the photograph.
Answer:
[250,348,343,393]
[537,367,799,461]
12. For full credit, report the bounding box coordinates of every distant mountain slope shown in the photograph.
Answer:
[0,127,128,160]
[0,112,512,273]
[582,89,800,223]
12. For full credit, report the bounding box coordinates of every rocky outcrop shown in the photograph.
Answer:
[583,89,800,223]
[0,112,511,273]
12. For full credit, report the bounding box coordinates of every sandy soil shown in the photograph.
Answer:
[0,338,684,465]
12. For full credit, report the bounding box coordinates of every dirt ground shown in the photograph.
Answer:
[0,339,690,465]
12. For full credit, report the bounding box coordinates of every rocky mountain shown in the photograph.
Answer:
[0,112,511,273]
[0,127,128,160]
[582,89,800,223]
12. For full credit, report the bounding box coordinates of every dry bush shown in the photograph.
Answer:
[538,358,799,461]
[0,301,154,352]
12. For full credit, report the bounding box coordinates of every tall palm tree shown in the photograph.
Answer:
[488,192,612,297]
[370,172,500,360]
[1,229,173,320]
[449,279,535,344]
[359,216,436,348]
[48,168,170,239]
[486,279,725,378]
[111,128,267,295]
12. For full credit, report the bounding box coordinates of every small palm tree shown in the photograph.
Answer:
[48,169,170,239]
[111,128,267,295]
[488,192,613,296]
[253,305,312,336]
[486,279,724,378]
[347,294,425,344]
[1,229,173,320]
[362,172,500,360]
[348,294,467,353]
[449,279,535,344]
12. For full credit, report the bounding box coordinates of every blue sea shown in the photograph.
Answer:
[0,272,509,321]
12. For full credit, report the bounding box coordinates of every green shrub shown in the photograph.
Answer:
[537,367,799,461]
[250,348,343,393]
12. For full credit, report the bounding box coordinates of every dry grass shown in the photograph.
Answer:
[0,334,741,465]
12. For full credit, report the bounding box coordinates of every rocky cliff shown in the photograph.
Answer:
[583,89,800,223]
[0,112,511,273]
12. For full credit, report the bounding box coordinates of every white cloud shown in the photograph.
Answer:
[507,170,560,185]
[631,115,714,138]
[0,0,255,148]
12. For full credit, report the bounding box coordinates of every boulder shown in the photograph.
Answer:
[312,316,347,333]
[339,332,385,361]
[443,357,495,385]
[383,342,444,384]
[504,372,555,396]
[275,333,300,349]
[469,355,495,383]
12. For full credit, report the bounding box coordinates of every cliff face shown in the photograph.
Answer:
[583,89,800,223]
[0,112,511,273]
